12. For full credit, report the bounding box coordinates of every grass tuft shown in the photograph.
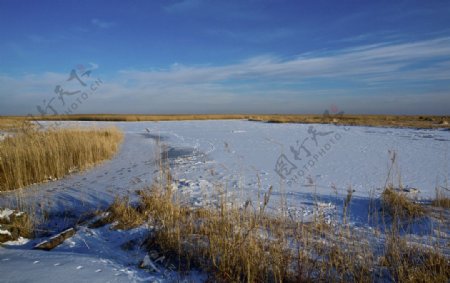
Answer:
[103,196,145,230]
[0,209,34,243]
[382,187,424,219]
[431,188,450,209]
[382,235,450,283]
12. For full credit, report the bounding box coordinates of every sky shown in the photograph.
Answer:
[0,0,449,115]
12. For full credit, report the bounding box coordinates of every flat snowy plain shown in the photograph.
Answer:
[0,120,449,282]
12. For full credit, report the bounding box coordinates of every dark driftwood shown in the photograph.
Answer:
[34,228,76,251]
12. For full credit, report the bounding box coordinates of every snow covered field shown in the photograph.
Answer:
[1,120,449,282]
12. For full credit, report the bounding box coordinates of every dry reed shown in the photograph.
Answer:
[0,127,123,191]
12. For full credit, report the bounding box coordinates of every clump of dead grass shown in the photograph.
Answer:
[382,187,424,219]
[103,168,376,282]
[382,235,450,283]
[0,208,34,243]
[432,188,450,209]
[0,127,123,191]
[90,196,145,230]
[120,188,288,281]
[138,186,295,282]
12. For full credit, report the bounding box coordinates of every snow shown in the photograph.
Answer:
[0,208,15,221]
[0,223,204,282]
[0,229,11,236]
[101,120,448,219]
[0,248,152,282]
[0,131,11,142]
[140,255,160,273]
[0,120,449,281]
[2,236,30,246]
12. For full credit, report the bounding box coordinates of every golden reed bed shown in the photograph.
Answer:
[1,114,449,129]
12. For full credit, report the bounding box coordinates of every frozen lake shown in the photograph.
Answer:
[1,120,449,282]
[3,120,448,215]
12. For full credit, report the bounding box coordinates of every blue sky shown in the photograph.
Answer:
[1,0,449,115]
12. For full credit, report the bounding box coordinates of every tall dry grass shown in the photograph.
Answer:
[2,114,448,129]
[0,117,28,131]
[381,187,424,219]
[382,234,450,282]
[104,175,375,281]
[432,188,450,209]
[99,149,449,282]
[0,127,123,191]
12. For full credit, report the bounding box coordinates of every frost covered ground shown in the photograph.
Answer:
[0,120,449,282]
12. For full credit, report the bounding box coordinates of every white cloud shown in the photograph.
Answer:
[91,19,116,29]
[118,37,450,86]
[164,0,202,13]
[27,34,55,43]
[1,37,450,115]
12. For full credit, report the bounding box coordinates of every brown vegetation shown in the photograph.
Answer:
[2,114,449,129]
[0,209,34,243]
[381,187,425,219]
[90,196,144,230]
[0,127,123,191]
[98,159,448,282]
[249,114,450,129]
[432,188,450,209]
[0,118,29,131]
[382,235,450,282]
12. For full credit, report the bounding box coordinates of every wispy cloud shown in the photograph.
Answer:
[27,34,56,44]
[91,18,116,29]
[205,27,296,43]
[119,37,450,86]
[72,26,90,33]
[164,0,202,13]
[163,0,268,21]
[1,37,449,115]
